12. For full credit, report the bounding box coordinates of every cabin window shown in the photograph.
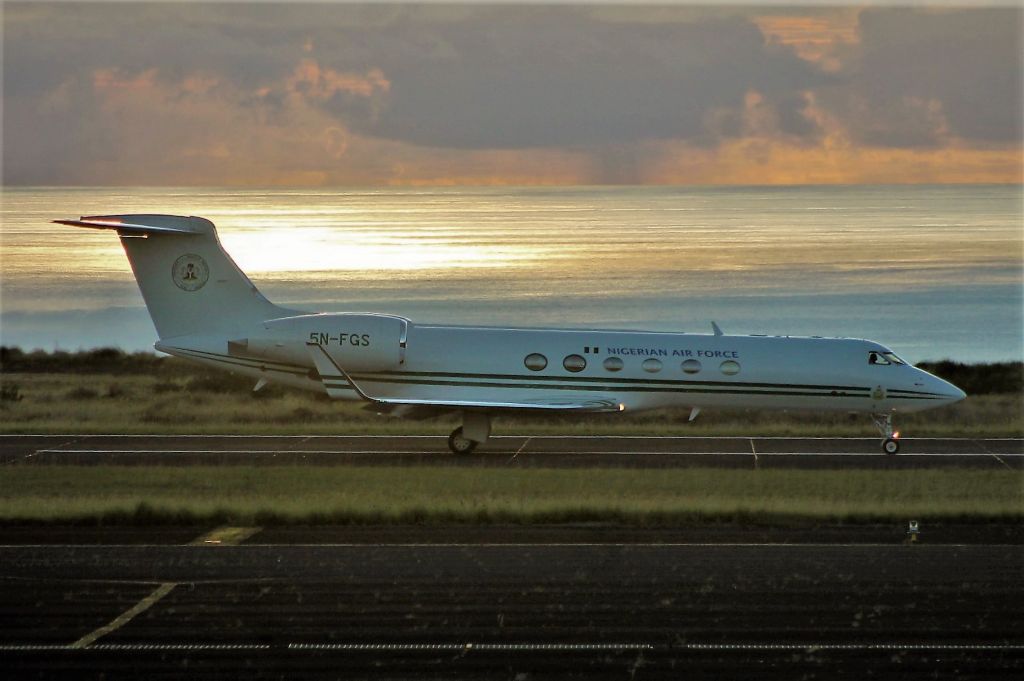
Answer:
[642,358,662,373]
[524,353,548,371]
[603,356,624,372]
[681,359,702,374]
[563,354,586,373]
[720,360,741,376]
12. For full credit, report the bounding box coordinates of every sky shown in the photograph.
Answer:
[3,2,1023,186]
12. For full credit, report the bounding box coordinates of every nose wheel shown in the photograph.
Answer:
[871,413,900,455]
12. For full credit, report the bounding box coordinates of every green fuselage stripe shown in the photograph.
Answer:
[327,377,939,401]
[170,348,941,401]
[371,369,872,392]
[363,370,944,398]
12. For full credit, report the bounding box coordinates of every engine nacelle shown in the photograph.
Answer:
[232,313,408,372]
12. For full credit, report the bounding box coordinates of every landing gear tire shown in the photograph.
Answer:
[448,427,478,455]
[871,413,900,456]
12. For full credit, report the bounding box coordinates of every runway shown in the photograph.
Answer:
[2,434,1022,468]
[1,528,1022,679]
[2,434,1021,676]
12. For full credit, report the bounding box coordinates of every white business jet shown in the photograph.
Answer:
[58,214,965,455]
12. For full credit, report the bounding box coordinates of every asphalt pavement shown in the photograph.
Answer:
[1,433,1021,678]
[2,434,1021,468]
[0,527,1021,679]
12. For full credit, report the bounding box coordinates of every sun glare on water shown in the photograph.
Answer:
[1,186,1020,361]
[221,226,547,273]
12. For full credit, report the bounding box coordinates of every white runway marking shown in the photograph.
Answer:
[1,436,79,465]
[678,643,1024,651]
[969,438,1015,470]
[32,448,1024,457]
[989,452,1013,469]
[70,583,177,649]
[0,644,272,651]
[65,527,260,648]
[2,641,1021,653]
[291,642,655,651]
[6,434,1023,441]
[190,526,262,546]
[0,542,999,549]
[507,436,534,463]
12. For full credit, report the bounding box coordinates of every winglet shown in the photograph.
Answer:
[711,321,723,336]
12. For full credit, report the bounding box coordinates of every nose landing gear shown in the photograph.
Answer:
[871,413,900,455]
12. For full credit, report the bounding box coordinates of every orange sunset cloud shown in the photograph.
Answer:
[4,4,1020,186]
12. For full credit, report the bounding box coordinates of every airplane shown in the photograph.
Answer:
[56,213,966,455]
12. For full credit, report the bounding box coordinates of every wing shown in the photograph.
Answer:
[306,342,623,413]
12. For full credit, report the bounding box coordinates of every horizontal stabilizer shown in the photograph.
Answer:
[54,215,199,236]
[306,343,623,412]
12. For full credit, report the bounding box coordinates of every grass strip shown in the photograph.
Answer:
[2,373,1021,437]
[0,466,1020,526]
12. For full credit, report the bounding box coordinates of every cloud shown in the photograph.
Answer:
[1,3,1020,186]
[326,8,826,150]
[92,68,159,91]
[286,59,389,100]
[830,7,1022,148]
[651,135,1023,186]
[754,10,860,73]
[5,62,358,185]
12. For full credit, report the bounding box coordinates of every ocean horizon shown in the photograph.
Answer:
[1,184,1021,363]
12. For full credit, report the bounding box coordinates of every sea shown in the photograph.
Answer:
[1,185,1021,363]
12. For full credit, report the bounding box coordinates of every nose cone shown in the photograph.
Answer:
[924,372,966,404]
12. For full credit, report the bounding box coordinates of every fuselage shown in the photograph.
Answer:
[157,313,965,415]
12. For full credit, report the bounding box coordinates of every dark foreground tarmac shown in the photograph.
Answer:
[1,526,1022,679]
[2,434,1022,678]
[2,434,1022,468]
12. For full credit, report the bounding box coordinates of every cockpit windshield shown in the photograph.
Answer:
[868,351,907,366]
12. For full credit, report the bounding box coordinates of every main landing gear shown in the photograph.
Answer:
[447,412,492,455]
[871,413,900,455]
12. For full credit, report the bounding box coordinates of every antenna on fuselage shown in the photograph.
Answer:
[711,321,723,336]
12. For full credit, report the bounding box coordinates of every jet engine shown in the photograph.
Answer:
[230,313,409,372]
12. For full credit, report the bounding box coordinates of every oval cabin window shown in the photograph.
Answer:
[642,358,663,373]
[720,360,741,376]
[563,354,587,373]
[603,356,624,372]
[681,359,702,374]
[524,353,548,371]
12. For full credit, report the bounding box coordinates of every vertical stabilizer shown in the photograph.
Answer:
[56,214,297,339]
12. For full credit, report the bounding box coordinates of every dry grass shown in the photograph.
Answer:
[1,373,1020,437]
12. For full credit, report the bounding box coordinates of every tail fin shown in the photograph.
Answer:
[56,214,297,340]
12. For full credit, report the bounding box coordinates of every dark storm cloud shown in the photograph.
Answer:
[2,3,1021,185]
[837,7,1022,147]
[320,8,826,149]
[3,4,825,155]
[3,3,301,95]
